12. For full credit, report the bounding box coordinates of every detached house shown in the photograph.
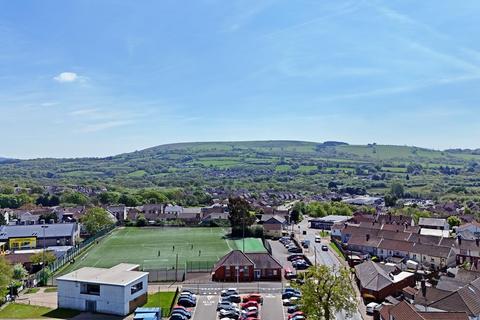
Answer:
[261,215,287,239]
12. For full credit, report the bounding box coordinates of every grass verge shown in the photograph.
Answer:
[0,303,79,319]
[144,292,177,315]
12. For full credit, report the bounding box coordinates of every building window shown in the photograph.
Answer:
[225,267,231,277]
[80,283,100,296]
[131,281,143,295]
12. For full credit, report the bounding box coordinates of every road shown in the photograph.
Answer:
[295,218,365,320]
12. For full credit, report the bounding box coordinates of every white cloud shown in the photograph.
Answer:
[53,72,79,83]
[80,120,131,133]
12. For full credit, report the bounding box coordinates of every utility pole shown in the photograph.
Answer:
[175,253,179,281]
[242,210,245,252]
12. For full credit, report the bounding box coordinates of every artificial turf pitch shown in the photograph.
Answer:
[59,227,266,274]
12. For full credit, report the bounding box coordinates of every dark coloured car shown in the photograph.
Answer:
[171,308,192,319]
[287,305,301,313]
[226,294,242,303]
[170,314,188,320]
[287,254,304,261]
[177,298,196,307]
[282,291,302,300]
[288,247,303,253]
[321,245,328,251]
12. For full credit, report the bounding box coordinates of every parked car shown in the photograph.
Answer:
[242,293,263,304]
[287,305,301,313]
[292,260,309,270]
[170,313,188,320]
[219,309,240,319]
[282,297,300,306]
[221,288,239,296]
[288,311,305,319]
[282,291,301,300]
[287,254,304,261]
[288,246,303,253]
[217,302,237,311]
[226,294,241,303]
[301,240,310,248]
[366,302,381,315]
[240,300,258,309]
[171,308,192,319]
[177,297,196,307]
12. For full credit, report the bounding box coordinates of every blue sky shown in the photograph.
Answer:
[1,0,480,158]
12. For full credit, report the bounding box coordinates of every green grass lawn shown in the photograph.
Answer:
[145,292,177,315]
[25,288,40,294]
[329,243,344,258]
[58,227,265,274]
[44,287,58,293]
[0,303,79,319]
[227,238,267,253]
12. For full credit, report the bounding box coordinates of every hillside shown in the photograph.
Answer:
[1,140,480,197]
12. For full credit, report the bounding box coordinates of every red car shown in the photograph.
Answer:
[288,311,305,319]
[173,305,192,312]
[240,300,259,309]
[242,293,263,304]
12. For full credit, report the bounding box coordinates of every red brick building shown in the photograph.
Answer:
[212,250,282,282]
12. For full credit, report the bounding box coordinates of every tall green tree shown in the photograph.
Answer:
[0,257,13,297]
[12,263,28,280]
[30,251,57,265]
[81,207,115,235]
[390,182,405,199]
[61,191,89,205]
[98,192,120,205]
[228,197,256,236]
[294,265,356,320]
[447,215,461,228]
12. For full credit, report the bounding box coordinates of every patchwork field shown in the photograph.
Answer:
[58,227,266,275]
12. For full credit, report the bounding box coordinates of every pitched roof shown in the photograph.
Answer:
[213,250,254,269]
[354,260,398,291]
[246,253,282,269]
[416,279,480,317]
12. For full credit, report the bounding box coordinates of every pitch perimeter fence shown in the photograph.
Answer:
[29,225,116,286]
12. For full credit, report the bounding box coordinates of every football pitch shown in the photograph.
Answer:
[58,227,266,274]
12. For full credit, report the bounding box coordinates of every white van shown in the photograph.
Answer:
[315,235,321,243]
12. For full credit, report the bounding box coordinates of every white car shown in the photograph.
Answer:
[315,236,321,243]
[221,288,238,296]
[366,302,381,314]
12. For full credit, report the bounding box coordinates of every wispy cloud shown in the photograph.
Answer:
[80,120,132,133]
[69,108,99,116]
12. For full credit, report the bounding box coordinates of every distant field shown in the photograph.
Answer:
[58,227,265,275]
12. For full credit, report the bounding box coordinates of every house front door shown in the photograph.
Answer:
[85,300,97,313]
[254,270,261,280]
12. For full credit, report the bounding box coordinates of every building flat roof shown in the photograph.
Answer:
[311,215,351,223]
[56,264,148,286]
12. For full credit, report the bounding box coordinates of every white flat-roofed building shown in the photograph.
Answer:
[56,263,148,316]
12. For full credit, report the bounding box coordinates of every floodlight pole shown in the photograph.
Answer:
[41,225,48,283]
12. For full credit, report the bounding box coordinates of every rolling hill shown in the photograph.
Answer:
[1,141,479,196]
